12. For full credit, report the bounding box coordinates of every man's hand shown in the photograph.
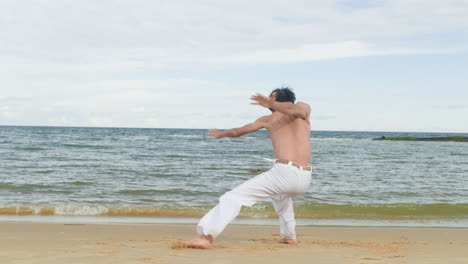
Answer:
[207,129,224,138]
[250,93,274,109]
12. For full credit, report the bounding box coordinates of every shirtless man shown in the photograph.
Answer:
[181,87,311,249]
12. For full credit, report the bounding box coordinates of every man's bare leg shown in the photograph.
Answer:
[279,238,298,244]
[180,235,213,249]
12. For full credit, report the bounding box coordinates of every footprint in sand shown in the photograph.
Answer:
[89,250,118,256]
[137,257,160,263]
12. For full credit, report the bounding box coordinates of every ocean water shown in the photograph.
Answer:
[1,126,467,226]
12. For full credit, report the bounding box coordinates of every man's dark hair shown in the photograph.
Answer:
[270,86,296,103]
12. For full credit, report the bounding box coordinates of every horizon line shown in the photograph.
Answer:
[0,124,467,134]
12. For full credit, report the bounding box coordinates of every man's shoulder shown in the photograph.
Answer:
[296,101,310,107]
[296,101,311,112]
[256,115,273,123]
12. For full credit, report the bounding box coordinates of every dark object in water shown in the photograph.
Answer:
[373,136,468,142]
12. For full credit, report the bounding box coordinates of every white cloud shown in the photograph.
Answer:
[0,106,18,119]
[1,0,467,130]
[0,76,267,128]
[207,41,466,65]
[1,0,467,68]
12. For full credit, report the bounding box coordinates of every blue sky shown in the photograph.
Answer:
[1,0,467,132]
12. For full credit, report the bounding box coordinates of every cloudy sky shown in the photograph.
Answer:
[1,0,467,132]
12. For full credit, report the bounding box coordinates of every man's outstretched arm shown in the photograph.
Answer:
[207,116,269,138]
[250,93,310,119]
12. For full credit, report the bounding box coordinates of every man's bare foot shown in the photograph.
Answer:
[179,235,212,249]
[279,238,298,244]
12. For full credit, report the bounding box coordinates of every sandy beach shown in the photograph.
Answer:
[1,222,467,264]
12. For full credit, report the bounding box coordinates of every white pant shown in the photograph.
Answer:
[197,162,312,240]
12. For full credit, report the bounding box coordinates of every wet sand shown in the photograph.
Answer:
[1,222,467,264]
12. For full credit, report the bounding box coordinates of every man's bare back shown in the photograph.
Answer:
[260,103,311,167]
[209,92,311,167]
